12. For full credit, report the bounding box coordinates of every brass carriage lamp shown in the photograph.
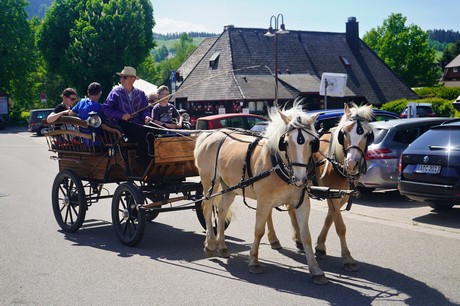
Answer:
[264,14,289,107]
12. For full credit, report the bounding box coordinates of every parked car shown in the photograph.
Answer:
[359,117,449,193]
[195,113,268,130]
[400,102,435,118]
[28,108,54,136]
[250,121,269,134]
[305,108,400,134]
[399,119,460,210]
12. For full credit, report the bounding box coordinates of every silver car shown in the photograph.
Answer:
[359,117,449,192]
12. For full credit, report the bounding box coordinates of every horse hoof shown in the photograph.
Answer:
[295,241,305,251]
[204,247,217,257]
[218,248,230,258]
[344,263,359,272]
[271,241,282,250]
[315,249,327,259]
[312,274,329,285]
[249,265,264,274]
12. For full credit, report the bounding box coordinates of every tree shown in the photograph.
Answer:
[440,41,460,68]
[363,13,440,87]
[38,0,155,99]
[0,0,37,116]
[155,33,197,84]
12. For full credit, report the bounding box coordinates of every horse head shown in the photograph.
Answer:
[267,105,319,187]
[334,103,374,177]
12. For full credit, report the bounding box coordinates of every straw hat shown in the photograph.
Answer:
[116,66,139,79]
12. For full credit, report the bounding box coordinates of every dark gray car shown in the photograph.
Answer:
[359,117,449,192]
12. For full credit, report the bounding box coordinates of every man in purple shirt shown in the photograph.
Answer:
[103,66,153,166]
[103,66,151,125]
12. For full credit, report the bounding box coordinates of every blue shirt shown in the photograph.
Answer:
[72,98,103,120]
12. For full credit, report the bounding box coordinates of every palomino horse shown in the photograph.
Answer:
[193,105,329,284]
[267,103,374,272]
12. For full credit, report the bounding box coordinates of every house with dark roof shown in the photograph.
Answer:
[443,54,460,87]
[172,17,418,120]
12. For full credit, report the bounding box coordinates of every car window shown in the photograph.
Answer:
[220,118,244,129]
[393,127,420,144]
[374,114,398,122]
[246,117,265,129]
[316,117,341,133]
[409,128,460,149]
[416,106,433,116]
[372,128,389,145]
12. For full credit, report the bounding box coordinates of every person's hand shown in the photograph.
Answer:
[122,113,131,121]
[144,116,152,124]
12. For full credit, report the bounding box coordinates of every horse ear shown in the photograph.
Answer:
[344,103,351,117]
[278,111,290,125]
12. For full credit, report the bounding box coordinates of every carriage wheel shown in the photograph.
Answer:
[111,183,146,246]
[144,193,169,221]
[51,170,87,232]
[195,199,230,234]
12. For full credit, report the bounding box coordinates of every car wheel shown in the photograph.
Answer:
[428,202,454,211]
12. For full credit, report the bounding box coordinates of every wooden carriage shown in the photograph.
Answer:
[44,116,205,246]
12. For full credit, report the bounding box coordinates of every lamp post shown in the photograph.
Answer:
[264,14,289,107]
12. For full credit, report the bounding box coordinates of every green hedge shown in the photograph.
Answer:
[380,86,460,118]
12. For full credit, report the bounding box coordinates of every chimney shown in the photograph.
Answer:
[346,17,359,52]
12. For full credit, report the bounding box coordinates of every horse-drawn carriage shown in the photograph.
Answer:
[44,116,205,246]
[44,103,374,284]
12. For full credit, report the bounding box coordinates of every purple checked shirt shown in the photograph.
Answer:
[103,85,150,125]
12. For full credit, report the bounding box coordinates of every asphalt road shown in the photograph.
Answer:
[1,126,459,305]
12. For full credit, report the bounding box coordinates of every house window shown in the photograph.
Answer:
[339,56,351,67]
[209,51,220,68]
[454,67,458,73]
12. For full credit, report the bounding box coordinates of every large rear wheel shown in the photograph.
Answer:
[111,183,146,246]
[52,170,87,232]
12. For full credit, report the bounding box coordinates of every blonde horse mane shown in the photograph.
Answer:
[262,102,318,156]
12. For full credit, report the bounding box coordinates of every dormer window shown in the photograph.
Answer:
[340,56,351,67]
[209,51,220,68]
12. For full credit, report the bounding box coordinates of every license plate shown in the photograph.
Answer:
[415,164,441,174]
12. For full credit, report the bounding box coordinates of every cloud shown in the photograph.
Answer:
[154,17,209,34]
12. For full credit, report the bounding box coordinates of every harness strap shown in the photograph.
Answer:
[241,137,263,208]
[205,134,229,199]
[270,152,292,184]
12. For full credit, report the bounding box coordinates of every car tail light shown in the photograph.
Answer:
[365,148,398,160]
[398,154,402,174]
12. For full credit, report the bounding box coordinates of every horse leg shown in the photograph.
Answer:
[287,208,304,251]
[266,210,282,250]
[315,198,336,259]
[248,204,271,274]
[332,205,358,272]
[216,192,235,258]
[201,179,218,257]
[294,200,328,285]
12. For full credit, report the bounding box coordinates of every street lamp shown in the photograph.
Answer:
[265,14,289,106]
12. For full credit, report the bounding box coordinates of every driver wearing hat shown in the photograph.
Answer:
[103,66,151,125]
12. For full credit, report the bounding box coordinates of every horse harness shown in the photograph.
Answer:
[205,123,320,211]
[316,115,373,210]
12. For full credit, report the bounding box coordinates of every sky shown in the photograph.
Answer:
[152,0,459,37]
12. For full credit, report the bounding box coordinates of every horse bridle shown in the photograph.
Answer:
[336,115,373,178]
[278,120,320,185]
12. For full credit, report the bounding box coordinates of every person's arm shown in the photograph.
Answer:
[103,90,125,122]
[47,109,70,123]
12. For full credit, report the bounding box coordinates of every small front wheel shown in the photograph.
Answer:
[52,170,87,232]
[111,183,146,246]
